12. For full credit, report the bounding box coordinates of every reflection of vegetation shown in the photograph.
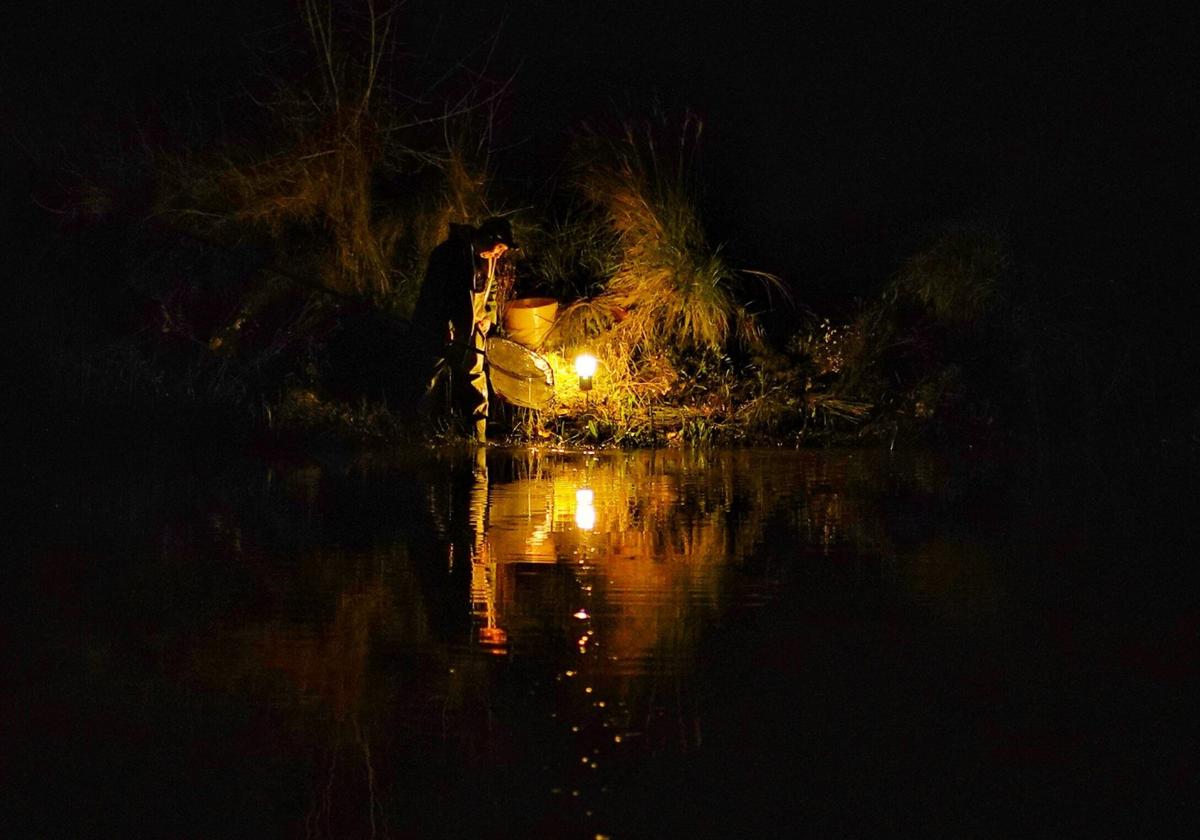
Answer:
[462,446,1018,836]
[481,450,840,770]
[14,443,1038,838]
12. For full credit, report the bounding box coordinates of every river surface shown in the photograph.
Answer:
[6,445,1196,837]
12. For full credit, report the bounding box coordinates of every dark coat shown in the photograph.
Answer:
[411,228,477,356]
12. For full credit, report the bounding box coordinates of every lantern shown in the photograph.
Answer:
[574,353,597,391]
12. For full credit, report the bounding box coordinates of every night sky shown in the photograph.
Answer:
[4,1,1192,305]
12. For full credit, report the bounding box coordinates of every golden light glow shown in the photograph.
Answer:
[575,487,596,531]
[477,626,508,651]
[574,354,598,379]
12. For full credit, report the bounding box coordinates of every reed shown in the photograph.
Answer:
[553,113,780,355]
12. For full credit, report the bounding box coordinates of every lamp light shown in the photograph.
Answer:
[575,487,596,531]
[574,353,597,392]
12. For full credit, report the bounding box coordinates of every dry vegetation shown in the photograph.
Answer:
[156,0,498,314]
[555,115,764,353]
[27,3,1103,452]
[507,115,807,446]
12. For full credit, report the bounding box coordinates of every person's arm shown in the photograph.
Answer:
[471,255,499,336]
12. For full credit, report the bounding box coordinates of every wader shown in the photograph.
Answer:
[413,230,497,442]
[463,257,497,441]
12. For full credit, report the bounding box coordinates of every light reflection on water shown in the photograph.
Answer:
[17,446,1181,838]
[462,450,810,822]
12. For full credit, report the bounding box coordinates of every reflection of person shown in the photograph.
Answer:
[465,447,507,651]
[411,218,515,442]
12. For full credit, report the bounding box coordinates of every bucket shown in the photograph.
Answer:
[503,297,559,348]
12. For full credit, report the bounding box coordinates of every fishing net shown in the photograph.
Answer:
[486,336,556,409]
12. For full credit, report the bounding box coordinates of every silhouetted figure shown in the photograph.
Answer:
[411,219,515,442]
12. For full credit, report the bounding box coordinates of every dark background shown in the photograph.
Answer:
[3,11,1196,832]
[3,1,1194,364]
[7,3,1191,275]
[500,2,1192,302]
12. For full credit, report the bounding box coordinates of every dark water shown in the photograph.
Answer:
[6,446,1196,837]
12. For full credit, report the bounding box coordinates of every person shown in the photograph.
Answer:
[411,217,515,442]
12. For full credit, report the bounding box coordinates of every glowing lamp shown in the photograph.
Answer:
[574,353,597,391]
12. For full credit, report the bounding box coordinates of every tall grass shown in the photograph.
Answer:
[552,113,778,355]
[889,223,1009,323]
[805,222,1026,442]
[41,1,513,434]
[155,1,498,314]
[502,113,797,445]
